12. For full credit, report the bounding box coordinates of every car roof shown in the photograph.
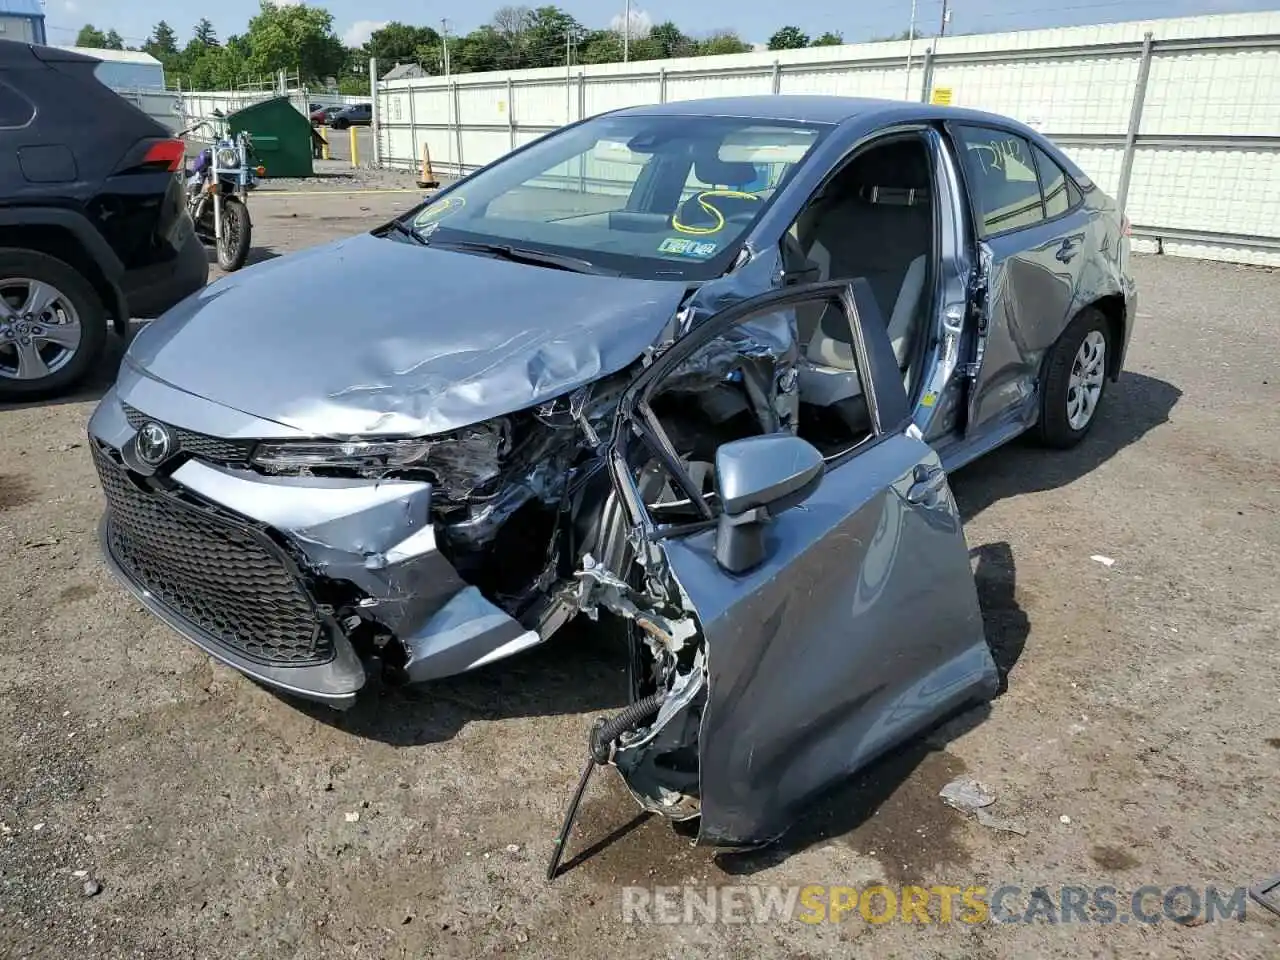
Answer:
[607,94,1033,133]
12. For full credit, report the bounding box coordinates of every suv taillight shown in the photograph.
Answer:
[1121,216,1132,237]
[141,139,185,172]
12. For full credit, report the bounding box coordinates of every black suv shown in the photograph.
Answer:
[0,41,207,401]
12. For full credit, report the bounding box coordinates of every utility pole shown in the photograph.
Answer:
[566,27,575,124]
[623,0,631,62]
[440,18,451,79]
[904,0,918,99]
[939,0,951,37]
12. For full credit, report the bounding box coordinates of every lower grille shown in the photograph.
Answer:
[121,403,255,463]
[93,443,332,666]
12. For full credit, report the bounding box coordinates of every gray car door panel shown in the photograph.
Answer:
[945,123,1090,438]
[665,435,998,845]
[608,281,999,847]
[970,222,1087,432]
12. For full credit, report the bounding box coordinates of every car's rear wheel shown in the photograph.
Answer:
[1035,306,1110,448]
[0,249,106,402]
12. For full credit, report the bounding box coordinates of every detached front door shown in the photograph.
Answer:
[608,280,999,846]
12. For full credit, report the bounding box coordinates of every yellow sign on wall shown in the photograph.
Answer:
[931,86,954,106]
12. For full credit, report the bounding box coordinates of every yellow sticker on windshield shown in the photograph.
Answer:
[413,195,466,226]
[671,190,760,236]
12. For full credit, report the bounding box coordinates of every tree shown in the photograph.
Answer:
[525,6,584,68]
[243,1,345,84]
[185,43,245,88]
[871,29,915,41]
[698,30,751,56]
[811,31,844,46]
[365,22,440,67]
[491,5,533,43]
[145,20,179,59]
[768,25,809,50]
[75,25,107,47]
[194,19,219,47]
[453,26,510,73]
[645,21,697,59]
[579,28,622,64]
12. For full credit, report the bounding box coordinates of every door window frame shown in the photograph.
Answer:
[945,121,1087,240]
[608,279,912,541]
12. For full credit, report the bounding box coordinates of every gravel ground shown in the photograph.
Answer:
[0,189,1277,958]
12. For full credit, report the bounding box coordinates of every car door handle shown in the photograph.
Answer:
[1055,238,1080,263]
[906,465,948,505]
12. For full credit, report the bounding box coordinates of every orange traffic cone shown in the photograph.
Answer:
[417,142,439,189]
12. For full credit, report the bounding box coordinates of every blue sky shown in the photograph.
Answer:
[44,0,1273,53]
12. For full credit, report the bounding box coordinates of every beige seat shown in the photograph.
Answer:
[792,142,933,408]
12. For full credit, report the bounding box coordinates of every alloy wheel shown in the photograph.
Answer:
[1066,329,1106,431]
[0,278,83,381]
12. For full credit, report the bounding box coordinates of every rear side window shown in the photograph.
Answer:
[953,125,1044,234]
[0,79,35,129]
[1033,143,1081,218]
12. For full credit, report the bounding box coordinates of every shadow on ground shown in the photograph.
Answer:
[207,246,280,269]
[0,323,139,412]
[708,540,1028,881]
[950,371,1181,522]
[286,619,632,747]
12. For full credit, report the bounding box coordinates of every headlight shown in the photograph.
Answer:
[216,147,239,169]
[251,421,511,498]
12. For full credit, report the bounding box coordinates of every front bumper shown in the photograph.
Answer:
[88,383,541,708]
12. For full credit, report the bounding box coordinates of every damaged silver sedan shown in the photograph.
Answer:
[89,96,1134,849]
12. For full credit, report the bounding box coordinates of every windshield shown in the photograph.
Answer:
[399,113,828,280]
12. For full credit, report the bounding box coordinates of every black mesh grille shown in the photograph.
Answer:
[121,403,255,463]
[93,443,332,666]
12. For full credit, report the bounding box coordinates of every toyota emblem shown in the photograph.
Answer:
[135,421,173,466]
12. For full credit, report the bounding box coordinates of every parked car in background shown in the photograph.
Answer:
[90,96,1134,850]
[310,104,341,126]
[0,41,207,401]
[328,103,372,129]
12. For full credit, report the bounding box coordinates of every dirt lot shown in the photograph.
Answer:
[1,181,1277,959]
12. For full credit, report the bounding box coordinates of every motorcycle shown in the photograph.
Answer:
[179,116,263,272]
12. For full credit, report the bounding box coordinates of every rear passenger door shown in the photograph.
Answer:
[948,124,1090,439]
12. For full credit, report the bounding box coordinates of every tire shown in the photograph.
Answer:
[0,248,107,402]
[331,119,348,130]
[1035,306,1111,449]
[216,198,252,272]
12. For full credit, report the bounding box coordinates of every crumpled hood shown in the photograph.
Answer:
[125,232,690,437]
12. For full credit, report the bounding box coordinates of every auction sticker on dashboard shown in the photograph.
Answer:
[659,237,718,258]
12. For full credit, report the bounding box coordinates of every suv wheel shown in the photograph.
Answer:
[0,249,107,401]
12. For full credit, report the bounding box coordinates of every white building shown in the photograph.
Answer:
[55,46,166,89]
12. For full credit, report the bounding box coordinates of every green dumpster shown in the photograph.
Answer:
[226,96,314,179]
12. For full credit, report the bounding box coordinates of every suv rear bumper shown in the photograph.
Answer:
[121,225,208,320]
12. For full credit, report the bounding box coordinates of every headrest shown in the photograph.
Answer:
[850,141,930,191]
[694,155,758,188]
[858,184,931,207]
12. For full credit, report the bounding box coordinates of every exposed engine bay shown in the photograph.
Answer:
[262,291,876,838]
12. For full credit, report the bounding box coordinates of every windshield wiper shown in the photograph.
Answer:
[380,219,427,245]
[429,239,619,276]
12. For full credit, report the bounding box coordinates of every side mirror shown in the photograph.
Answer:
[714,434,824,574]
